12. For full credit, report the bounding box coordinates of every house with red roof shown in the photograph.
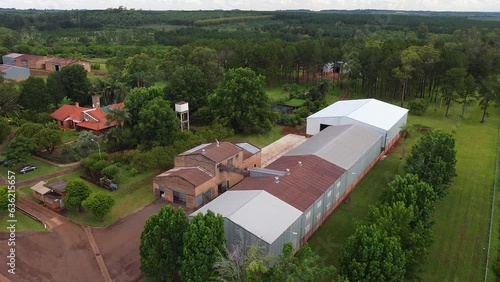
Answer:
[50,100,124,135]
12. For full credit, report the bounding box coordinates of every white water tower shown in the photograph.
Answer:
[175,101,190,132]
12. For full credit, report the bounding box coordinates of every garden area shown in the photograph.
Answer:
[308,101,500,281]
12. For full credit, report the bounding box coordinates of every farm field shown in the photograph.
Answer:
[308,102,500,281]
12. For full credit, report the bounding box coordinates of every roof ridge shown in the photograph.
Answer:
[195,166,214,177]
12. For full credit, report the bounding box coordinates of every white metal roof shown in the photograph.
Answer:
[236,142,261,154]
[30,181,51,195]
[287,124,383,170]
[308,99,408,131]
[183,143,209,153]
[3,53,23,58]
[191,190,302,244]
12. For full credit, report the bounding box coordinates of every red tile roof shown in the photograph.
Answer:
[156,167,213,186]
[107,102,125,110]
[231,155,346,211]
[181,142,242,163]
[77,108,116,131]
[50,104,90,122]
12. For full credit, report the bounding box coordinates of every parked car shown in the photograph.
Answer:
[2,159,17,167]
[99,177,118,191]
[19,165,37,174]
[0,159,4,165]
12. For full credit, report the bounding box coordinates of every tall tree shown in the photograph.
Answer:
[441,67,466,117]
[122,53,157,88]
[15,122,44,139]
[18,77,50,112]
[0,185,18,219]
[140,205,189,281]
[59,64,91,106]
[182,210,225,282]
[63,179,91,212]
[340,223,406,282]
[0,78,20,118]
[34,128,63,154]
[164,64,209,112]
[124,86,163,128]
[0,118,10,144]
[189,47,223,90]
[405,130,457,198]
[136,96,179,149]
[45,71,66,108]
[159,47,186,80]
[398,123,414,159]
[6,136,36,164]
[208,67,274,134]
[458,74,477,118]
[478,75,500,123]
[105,107,129,130]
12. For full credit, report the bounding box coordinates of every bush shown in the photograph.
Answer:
[101,164,120,181]
[409,98,430,116]
[131,151,156,172]
[91,63,101,70]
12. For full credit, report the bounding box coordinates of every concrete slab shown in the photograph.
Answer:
[261,134,308,167]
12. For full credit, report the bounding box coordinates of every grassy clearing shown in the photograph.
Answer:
[45,168,158,227]
[0,212,46,232]
[488,135,500,281]
[224,125,284,148]
[308,102,499,281]
[61,130,79,143]
[0,155,77,183]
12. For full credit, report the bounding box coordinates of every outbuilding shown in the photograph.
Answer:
[306,98,408,151]
[0,64,30,81]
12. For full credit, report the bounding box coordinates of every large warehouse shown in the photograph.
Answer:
[306,98,408,151]
[0,64,30,81]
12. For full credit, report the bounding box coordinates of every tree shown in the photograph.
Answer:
[140,205,189,281]
[46,71,66,108]
[59,64,91,106]
[380,174,437,224]
[189,46,223,90]
[82,192,115,221]
[122,53,157,88]
[136,97,179,149]
[458,74,477,117]
[182,210,225,282]
[399,123,414,159]
[0,117,11,144]
[15,122,45,139]
[441,68,466,117]
[6,136,36,164]
[478,75,500,123]
[63,179,91,212]
[159,47,186,80]
[405,130,457,198]
[208,67,273,134]
[0,185,18,219]
[340,223,406,282]
[266,243,337,282]
[105,107,129,130]
[76,131,99,158]
[124,86,163,128]
[164,64,209,112]
[34,128,63,154]
[18,77,50,112]
[0,79,20,118]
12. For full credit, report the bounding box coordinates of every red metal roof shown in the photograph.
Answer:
[156,167,213,186]
[231,155,346,211]
[16,54,46,62]
[45,57,78,65]
[182,142,242,163]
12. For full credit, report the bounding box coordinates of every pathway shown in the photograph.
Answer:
[261,134,307,167]
[83,226,113,282]
[31,154,79,167]
[16,198,68,230]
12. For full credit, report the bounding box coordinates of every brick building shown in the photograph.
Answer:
[153,141,261,209]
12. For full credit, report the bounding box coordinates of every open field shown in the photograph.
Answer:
[308,101,500,281]
[225,124,284,148]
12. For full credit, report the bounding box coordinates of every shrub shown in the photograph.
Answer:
[409,98,430,116]
[101,164,120,181]
[91,63,101,70]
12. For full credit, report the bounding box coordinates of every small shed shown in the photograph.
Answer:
[47,180,67,196]
[31,181,51,202]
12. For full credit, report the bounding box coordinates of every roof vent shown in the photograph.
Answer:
[297,161,302,167]
[216,139,220,147]
[202,149,206,153]
[274,176,280,183]
[285,168,290,175]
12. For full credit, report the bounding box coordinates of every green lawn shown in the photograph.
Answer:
[46,168,158,227]
[0,212,46,232]
[0,155,77,183]
[224,125,284,148]
[61,130,80,143]
[308,101,499,281]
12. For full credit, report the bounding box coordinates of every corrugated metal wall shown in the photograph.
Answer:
[2,67,30,80]
[386,112,408,149]
[2,56,15,65]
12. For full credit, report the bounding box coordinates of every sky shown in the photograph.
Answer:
[0,0,499,12]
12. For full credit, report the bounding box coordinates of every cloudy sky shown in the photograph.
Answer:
[0,0,498,12]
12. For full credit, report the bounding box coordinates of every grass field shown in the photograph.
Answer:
[0,212,46,232]
[225,125,283,148]
[308,101,500,281]
[0,155,77,183]
[42,168,158,227]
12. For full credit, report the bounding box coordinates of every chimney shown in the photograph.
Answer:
[274,176,280,183]
[75,102,79,107]
[216,139,220,147]
[285,168,290,175]
[91,95,100,108]
[297,161,302,167]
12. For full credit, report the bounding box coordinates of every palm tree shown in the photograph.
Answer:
[105,107,130,130]
[0,80,20,118]
[399,123,414,159]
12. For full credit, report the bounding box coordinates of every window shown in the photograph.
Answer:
[173,190,187,205]
[327,191,332,198]
[305,224,311,233]
[195,194,203,208]
[337,182,341,188]
[305,211,311,220]
[326,203,331,210]
[316,200,322,208]
[316,212,322,222]
[336,192,340,200]
[227,158,233,167]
